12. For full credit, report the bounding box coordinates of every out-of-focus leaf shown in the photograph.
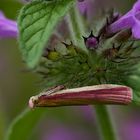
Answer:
[0,1,22,19]
[0,110,6,140]
[132,90,140,105]
[18,0,75,68]
[5,108,45,140]
[126,75,140,91]
[125,75,140,105]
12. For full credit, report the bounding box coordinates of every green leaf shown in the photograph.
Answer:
[0,110,6,140]
[125,75,140,105]
[132,90,140,105]
[18,0,75,68]
[5,109,45,140]
[95,105,117,140]
[126,75,140,91]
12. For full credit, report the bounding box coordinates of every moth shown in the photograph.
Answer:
[29,84,132,108]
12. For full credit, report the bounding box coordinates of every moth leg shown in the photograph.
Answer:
[39,85,65,96]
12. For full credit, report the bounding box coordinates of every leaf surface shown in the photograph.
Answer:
[18,0,75,68]
[5,109,44,140]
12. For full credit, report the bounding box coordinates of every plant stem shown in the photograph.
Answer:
[67,3,87,51]
[95,105,118,140]
[67,3,117,140]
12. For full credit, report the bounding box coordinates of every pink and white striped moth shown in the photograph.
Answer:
[29,84,132,108]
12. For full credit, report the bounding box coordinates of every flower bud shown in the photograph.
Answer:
[107,0,140,39]
[83,31,98,49]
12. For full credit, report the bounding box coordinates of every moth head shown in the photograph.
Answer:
[29,96,39,109]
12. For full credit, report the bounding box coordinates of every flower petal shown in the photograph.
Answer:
[108,13,134,34]
[0,11,18,38]
[132,22,140,38]
[0,11,5,19]
[133,0,140,13]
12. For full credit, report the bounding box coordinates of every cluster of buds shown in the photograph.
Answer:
[30,2,140,107]
[36,7,140,88]
[37,39,89,88]
[30,8,140,107]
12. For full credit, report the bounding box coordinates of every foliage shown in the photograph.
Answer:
[6,109,45,140]
[18,0,75,68]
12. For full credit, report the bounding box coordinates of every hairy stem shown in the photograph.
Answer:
[67,3,87,51]
[67,3,117,140]
[95,105,118,140]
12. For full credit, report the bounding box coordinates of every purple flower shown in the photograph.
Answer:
[0,11,18,38]
[42,124,93,140]
[108,0,140,39]
[120,117,140,140]
[83,31,98,49]
[78,0,89,14]
[85,37,98,49]
[78,0,95,20]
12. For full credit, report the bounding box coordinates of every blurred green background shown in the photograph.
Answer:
[0,0,140,140]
